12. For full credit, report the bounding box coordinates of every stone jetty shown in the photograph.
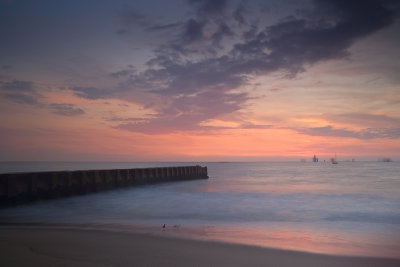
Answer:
[0,165,208,206]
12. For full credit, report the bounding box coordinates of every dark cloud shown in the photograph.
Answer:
[119,9,151,30]
[1,80,35,92]
[1,79,42,105]
[155,0,232,52]
[242,24,258,40]
[71,86,109,100]
[117,7,181,37]
[233,2,246,25]
[3,93,38,105]
[2,65,12,70]
[296,125,400,139]
[211,22,234,44]
[110,66,136,78]
[143,0,398,94]
[189,0,228,18]
[50,103,85,116]
[115,0,398,134]
[139,56,246,96]
[116,0,235,55]
[178,18,234,50]
[230,0,397,77]
[147,23,181,32]
[183,18,205,43]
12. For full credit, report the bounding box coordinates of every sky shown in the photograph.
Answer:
[0,0,400,161]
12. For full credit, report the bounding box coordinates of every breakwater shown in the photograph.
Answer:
[0,165,208,206]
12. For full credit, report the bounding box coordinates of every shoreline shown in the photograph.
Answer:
[1,226,399,267]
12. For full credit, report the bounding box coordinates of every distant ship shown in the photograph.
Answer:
[312,155,318,162]
[331,153,338,164]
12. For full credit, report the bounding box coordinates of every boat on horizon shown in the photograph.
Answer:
[331,153,338,164]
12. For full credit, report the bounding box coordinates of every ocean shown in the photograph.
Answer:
[1,161,399,258]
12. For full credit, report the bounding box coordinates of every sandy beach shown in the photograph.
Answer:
[1,227,399,267]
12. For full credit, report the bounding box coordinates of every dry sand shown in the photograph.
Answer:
[1,227,399,267]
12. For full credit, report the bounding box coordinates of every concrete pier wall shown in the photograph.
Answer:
[0,165,208,206]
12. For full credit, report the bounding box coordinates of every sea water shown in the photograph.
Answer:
[1,161,399,258]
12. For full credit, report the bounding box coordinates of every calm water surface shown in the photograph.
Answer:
[1,161,399,258]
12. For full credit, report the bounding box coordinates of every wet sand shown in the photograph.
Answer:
[1,227,399,267]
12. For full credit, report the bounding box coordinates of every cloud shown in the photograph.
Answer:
[117,7,181,36]
[297,125,359,138]
[104,116,147,123]
[1,79,42,105]
[127,0,231,55]
[325,113,400,128]
[295,113,400,140]
[233,2,246,25]
[147,23,182,32]
[50,103,85,116]
[137,55,246,96]
[183,0,233,46]
[118,8,151,31]
[361,127,400,139]
[137,0,398,95]
[112,0,398,134]
[110,66,136,79]
[115,89,250,134]
[241,124,272,129]
[230,0,397,76]
[1,80,35,92]
[296,125,400,139]
[183,18,205,43]
[269,88,281,92]
[70,86,109,100]
[189,0,228,18]
[3,93,38,105]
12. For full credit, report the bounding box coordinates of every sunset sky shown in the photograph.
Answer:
[1,0,399,161]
